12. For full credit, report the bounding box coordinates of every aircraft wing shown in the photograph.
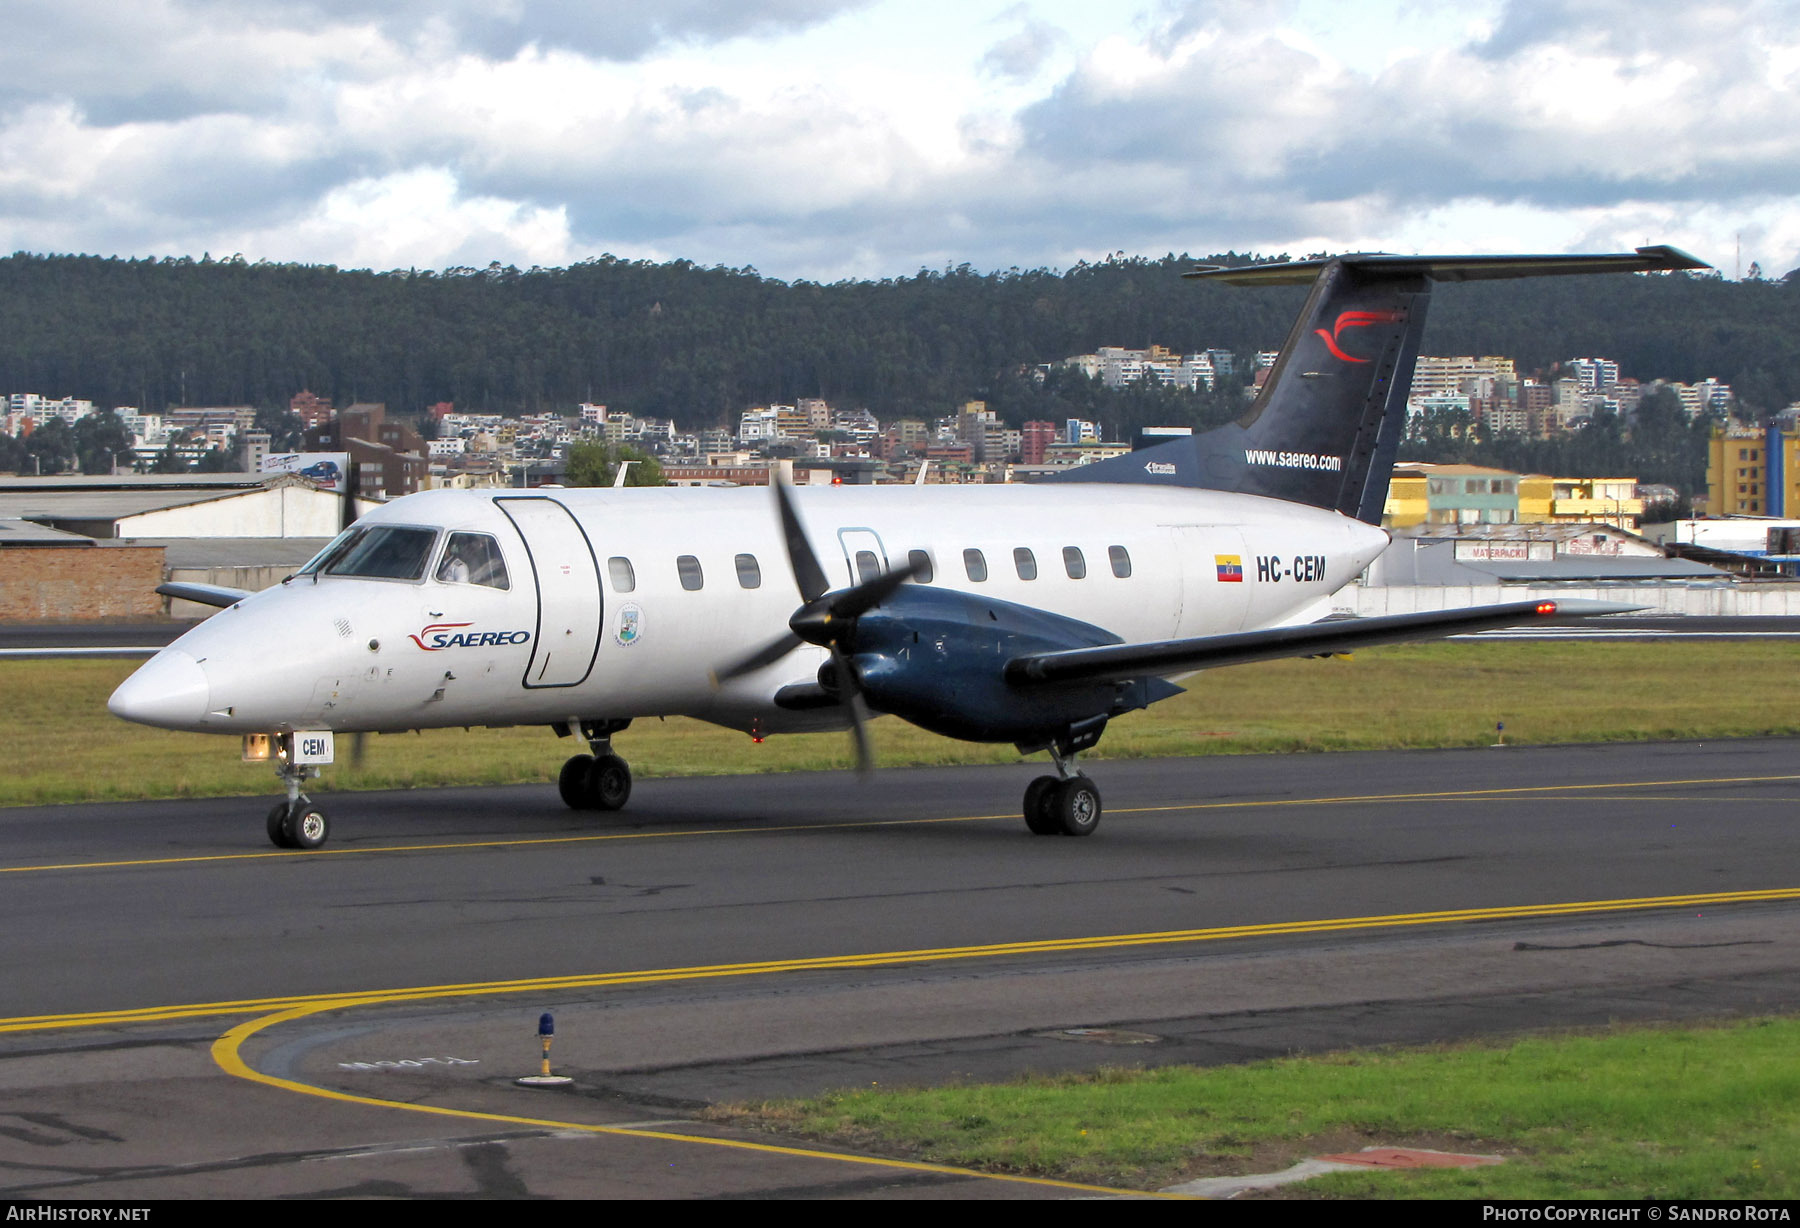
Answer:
[1002,599,1642,687]
[156,581,252,609]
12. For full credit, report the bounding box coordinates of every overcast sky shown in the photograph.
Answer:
[3,0,1795,280]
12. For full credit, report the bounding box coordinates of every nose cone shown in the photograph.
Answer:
[108,650,212,730]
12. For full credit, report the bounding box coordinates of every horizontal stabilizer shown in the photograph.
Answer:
[1003,599,1645,688]
[1184,246,1708,285]
[156,581,251,609]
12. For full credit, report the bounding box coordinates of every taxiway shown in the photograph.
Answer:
[3,739,1799,1197]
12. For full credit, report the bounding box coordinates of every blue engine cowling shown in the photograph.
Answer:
[843,587,1181,747]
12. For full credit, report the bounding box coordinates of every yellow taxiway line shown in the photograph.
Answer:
[5,772,1795,876]
[200,880,1800,1201]
[206,1004,1174,1200]
[7,883,1798,1035]
[13,880,1800,1199]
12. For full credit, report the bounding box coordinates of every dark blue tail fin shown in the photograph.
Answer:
[1050,246,1707,523]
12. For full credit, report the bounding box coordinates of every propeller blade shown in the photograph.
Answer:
[791,557,925,646]
[772,474,830,603]
[826,556,925,620]
[847,690,875,778]
[711,631,804,684]
[829,644,876,778]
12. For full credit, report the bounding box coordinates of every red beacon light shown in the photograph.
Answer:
[1535,601,1557,616]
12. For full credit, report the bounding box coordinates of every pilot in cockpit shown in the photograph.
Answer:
[435,532,510,589]
[436,542,474,584]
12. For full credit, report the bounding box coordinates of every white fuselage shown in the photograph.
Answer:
[109,483,1390,738]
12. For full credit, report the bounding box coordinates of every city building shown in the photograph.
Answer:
[303,402,429,499]
[290,391,333,429]
[1386,464,1645,530]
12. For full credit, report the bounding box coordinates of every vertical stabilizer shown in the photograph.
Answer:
[1049,246,1707,523]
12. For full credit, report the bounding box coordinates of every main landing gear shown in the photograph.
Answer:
[1021,743,1101,837]
[555,718,633,812]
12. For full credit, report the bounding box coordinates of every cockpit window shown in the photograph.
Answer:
[436,532,510,589]
[297,528,356,576]
[320,525,438,581]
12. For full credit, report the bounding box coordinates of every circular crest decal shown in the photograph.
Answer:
[615,603,645,646]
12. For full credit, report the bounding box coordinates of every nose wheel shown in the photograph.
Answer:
[268,758,329,848]
[267,799,331,849]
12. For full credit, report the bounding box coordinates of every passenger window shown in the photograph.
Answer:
[907,549,934,584]
[1014,547,1037,580]
[1062,546,1086,579]
[607,556,636,593]
[437,532,511,589]
[854,549,881,583]
[677,555,704,591]
[1109,545,1132,578]
[734,553,761,589]
[963,548,987,582]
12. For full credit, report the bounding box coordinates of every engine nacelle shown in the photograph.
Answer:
[846,587,1180,746]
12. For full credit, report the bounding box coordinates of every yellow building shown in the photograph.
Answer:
[1383,466,1430,528]
[1382,463,1517,528]
[1707,428,1766,515]
[1702,426,1800,517]
[1519,475,1643,528]
[1386,463,1643,530]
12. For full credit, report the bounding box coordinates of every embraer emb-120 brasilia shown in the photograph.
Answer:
[109,245,1706,849]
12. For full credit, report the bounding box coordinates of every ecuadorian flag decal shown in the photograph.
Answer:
[1215,554,1244,582]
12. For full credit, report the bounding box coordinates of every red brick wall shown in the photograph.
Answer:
[0,545,166,621]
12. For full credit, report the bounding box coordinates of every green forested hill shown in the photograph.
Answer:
[0,251,1793,425]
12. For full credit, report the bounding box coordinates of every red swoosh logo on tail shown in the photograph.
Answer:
[1314,309,1406,363]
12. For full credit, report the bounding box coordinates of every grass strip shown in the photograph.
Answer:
[7,639,1799,806]
[712,1016,1800,1198]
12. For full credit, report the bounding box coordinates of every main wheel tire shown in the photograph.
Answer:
[1023,775,1061,835]
[267,802,295,849]
[558,754,595,809]
[283,803,330,849]
[1050,777,1101,837]
[587,754,632,811]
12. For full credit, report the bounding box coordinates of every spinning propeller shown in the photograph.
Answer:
[713,476,921,774]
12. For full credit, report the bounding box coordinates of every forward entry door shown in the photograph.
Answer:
[497,497,601,688]
[836,527,888,586]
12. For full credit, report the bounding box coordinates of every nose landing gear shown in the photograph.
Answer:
[251,732,335,849]
[267,796,330,849]
[267,757,329,849]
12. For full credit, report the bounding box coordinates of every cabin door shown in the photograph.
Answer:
[836,526,889,587]
[497,497,602,688]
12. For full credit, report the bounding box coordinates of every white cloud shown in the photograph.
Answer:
[0,0,1796,279]
[218,168,576,269]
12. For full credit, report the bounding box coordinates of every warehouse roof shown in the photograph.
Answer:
[0,518,96,546]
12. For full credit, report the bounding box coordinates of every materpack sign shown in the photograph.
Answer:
[262,452,349,492]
